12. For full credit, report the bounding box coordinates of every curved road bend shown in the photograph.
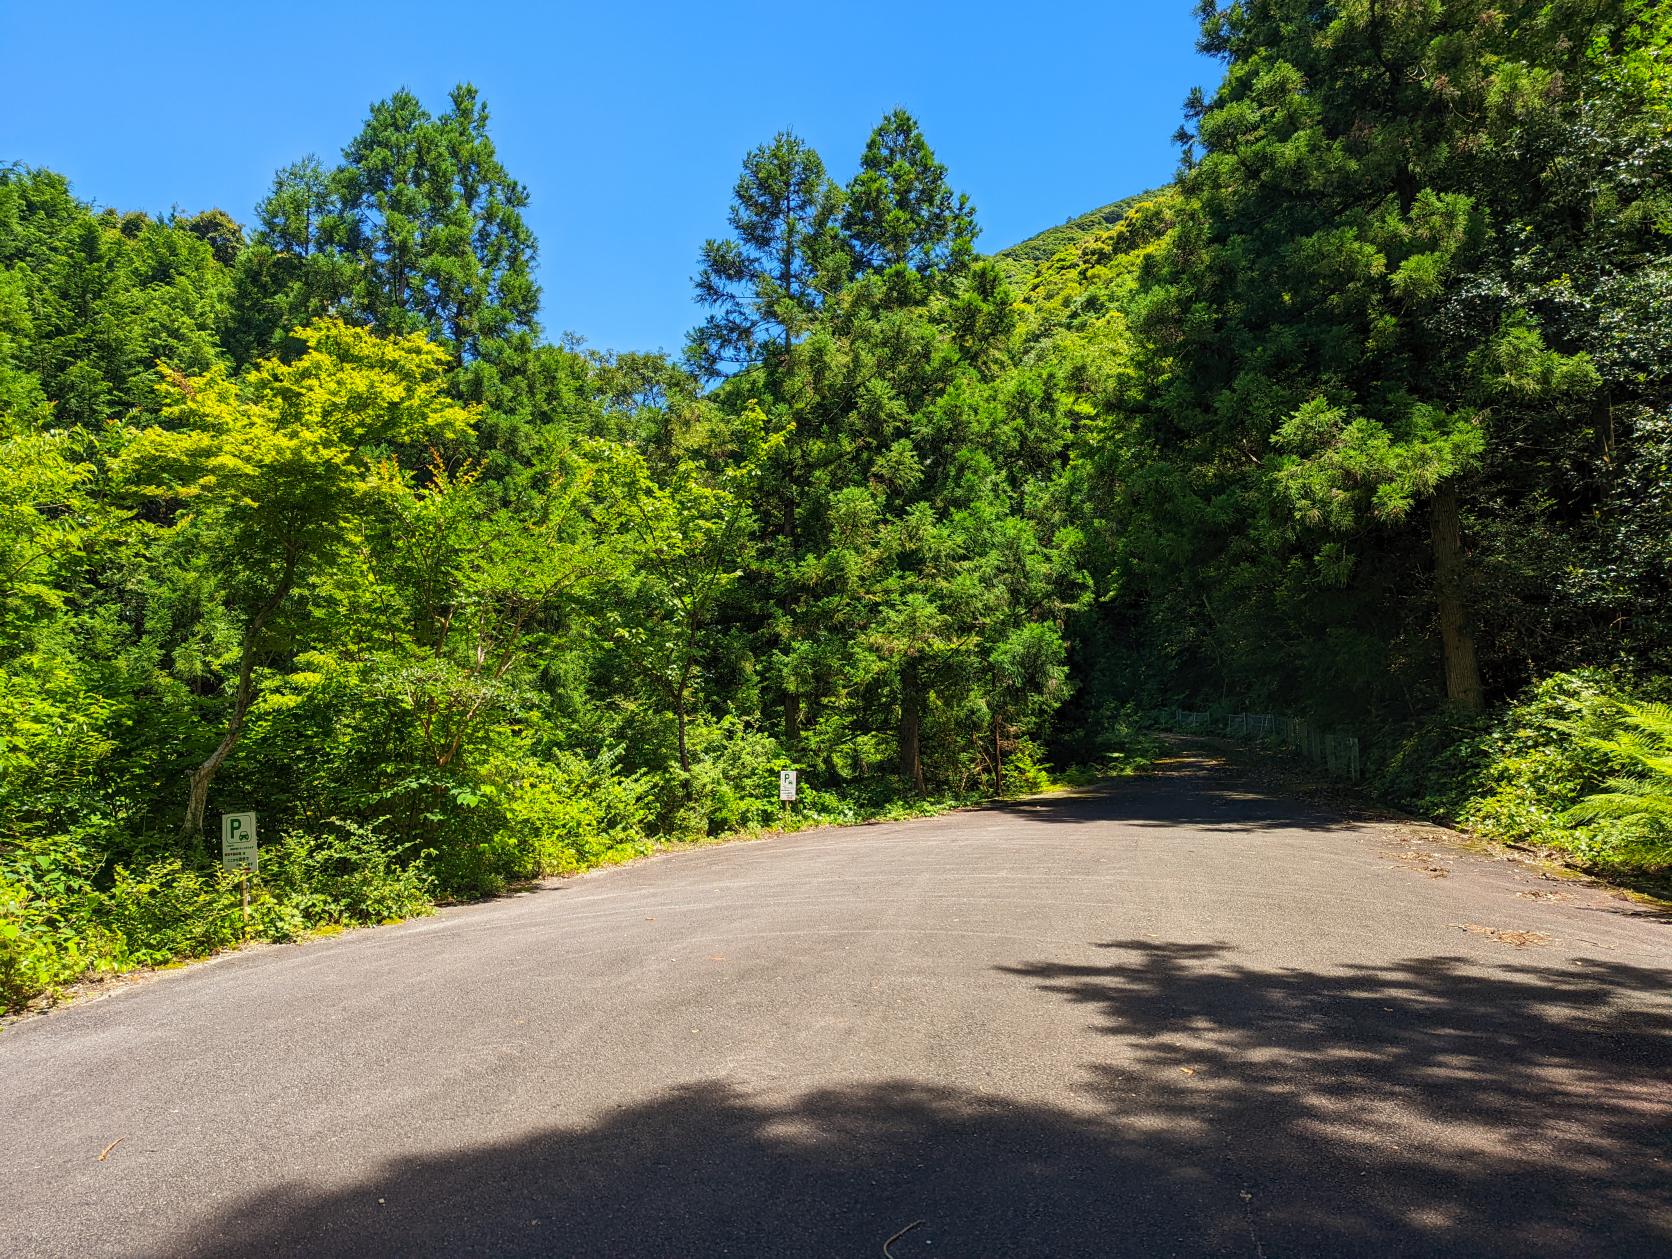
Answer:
[3,749,1669,1257]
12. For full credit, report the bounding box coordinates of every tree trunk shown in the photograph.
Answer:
[1593,391,1615,461]
[898,660,925,794]
[181,558,297,839]
[992,713,1004,796]
[780,473,799,746]
[1429,487,1484,713]
[183,696,250,841]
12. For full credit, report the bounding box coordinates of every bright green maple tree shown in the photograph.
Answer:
[116,319,474,837]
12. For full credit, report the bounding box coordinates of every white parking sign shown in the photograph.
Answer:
[221,812,258,871]
[778,770,798,802]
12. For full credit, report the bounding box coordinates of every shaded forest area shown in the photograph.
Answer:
[4,2,1670,1009]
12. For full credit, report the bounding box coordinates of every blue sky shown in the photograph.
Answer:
[1,2,1220,356]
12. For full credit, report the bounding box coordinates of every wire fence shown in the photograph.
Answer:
[1161,708,1361,782]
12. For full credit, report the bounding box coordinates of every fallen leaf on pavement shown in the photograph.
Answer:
[1454,923,1551,948]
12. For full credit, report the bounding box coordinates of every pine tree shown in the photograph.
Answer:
[413,84,540,363]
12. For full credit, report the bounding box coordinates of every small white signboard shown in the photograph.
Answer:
[221,812,258,871]
[778,770,798,802]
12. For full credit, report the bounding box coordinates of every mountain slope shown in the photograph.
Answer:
[990,188,1165,286]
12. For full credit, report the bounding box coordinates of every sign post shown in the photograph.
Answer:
[221,812,258,935]
[778,769,798,823]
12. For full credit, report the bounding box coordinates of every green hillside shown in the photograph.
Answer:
[989,188,1163,284]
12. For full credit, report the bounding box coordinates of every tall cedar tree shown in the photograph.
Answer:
[843,109,977,280]
[687,131,843,378]
[1144,0,1629,712]
[234,86,539,367]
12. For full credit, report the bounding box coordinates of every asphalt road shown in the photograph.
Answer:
[4,748,1670,1258]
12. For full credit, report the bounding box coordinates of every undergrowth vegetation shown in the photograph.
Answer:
[1373,671,1672,876]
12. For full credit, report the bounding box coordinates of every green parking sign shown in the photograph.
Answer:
[221,812,258,872]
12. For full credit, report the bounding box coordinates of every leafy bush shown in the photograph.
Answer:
[2,820,439,1011]
[1369,708,1495,819]
[257,821,434,927]
[0,856,118,1010]
[1373,670,1672,875]
[684,717,791,836]
[488,745,654,876]
[1453,671,1624,850]
[1001,740,1054,795]
[98,859,246,967]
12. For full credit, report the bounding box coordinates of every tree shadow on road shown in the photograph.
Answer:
[1004,940,1672,1256]
[159,1077,1224,1259]
[150,943,1671,1259]
[987,757,1364,833]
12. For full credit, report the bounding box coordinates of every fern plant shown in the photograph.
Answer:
[1565,702,1672,863]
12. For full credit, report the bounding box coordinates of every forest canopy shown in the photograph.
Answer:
[3,0,1670,1010]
